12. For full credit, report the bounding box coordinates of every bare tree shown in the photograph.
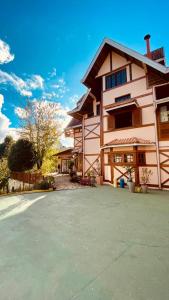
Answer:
[18,100,62,169]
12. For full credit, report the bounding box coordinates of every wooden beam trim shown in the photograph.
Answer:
[97,62,131,78]
[84,122,100,128]
[85,153,100,156]
[84,123,100,138]
[84,155,100,175]
[84,136,100,140]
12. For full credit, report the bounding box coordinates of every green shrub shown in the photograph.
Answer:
[34,180,51,190]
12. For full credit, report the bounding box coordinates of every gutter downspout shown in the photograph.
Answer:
[153,86,161,189]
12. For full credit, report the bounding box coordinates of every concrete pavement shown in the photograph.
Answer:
[0,186,169,300]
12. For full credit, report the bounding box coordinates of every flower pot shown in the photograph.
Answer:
[96,176,103,185]
[141,184,148,193]
[128,181,135,193]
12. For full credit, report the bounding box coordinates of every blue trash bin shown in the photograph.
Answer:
[120,178,125,188]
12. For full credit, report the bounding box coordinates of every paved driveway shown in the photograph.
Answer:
[0,186,169,300]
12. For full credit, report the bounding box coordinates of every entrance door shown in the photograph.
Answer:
[61,160,68,173]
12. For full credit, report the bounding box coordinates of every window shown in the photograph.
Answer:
[115,111,132,129]
[124,153,134,163]
[113,154,123,163]
[160,105,169,123]
[112,152,136,164]
[137,153,146,165]
[115,94,131,103]
[158,104,169,140]
[105,68,127,90]
[96,103,100,116]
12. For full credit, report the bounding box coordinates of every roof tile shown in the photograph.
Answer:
[105,137,153,146]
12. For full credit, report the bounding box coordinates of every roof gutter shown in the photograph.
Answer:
[101,143,155,149]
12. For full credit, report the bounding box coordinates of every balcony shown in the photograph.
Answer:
[155,83,169,103]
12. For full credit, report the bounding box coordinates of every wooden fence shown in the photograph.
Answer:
[10,172,43,184]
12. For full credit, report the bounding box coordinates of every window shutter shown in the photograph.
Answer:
[133,108,142,127]
[108,114,115,130]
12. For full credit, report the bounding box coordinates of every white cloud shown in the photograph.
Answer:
[0,94,19,142]
[0,94,11,131]
[48,68,57,78]
[69,94,79,106]
[0,70,44,97]
[42,77,69,101]
[26,74,44,90]
[14,106,28,119]
[0,39,14,64]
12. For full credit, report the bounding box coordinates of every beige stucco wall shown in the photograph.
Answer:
[132,63,145,79]
[84,138,100,154]
[104,126,156,144]
[84,116,100,155]
[141,106,154,125]
[112,52,128,70]
[104,153,109,164]
[139,166,158,185]
[74,130,82,150]
[104,165,111,181]
[85,116,100,126]
[97,51,129,77]
[103,78,151,107]
[97,54,110,77]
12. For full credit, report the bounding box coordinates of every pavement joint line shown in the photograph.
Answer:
[69,243,132,300]
[118,239,169,249]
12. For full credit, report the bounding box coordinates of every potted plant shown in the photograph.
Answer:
[141,168,153,193]
[90,169,96,187]
[125,166,135,193]
[68,160,74,173]
[95,159,103,185]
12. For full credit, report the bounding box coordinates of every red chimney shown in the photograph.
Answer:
[144,34,151,59]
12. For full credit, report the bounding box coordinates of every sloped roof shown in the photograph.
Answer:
[68,90,91,115]
[82,38,169,86]
[53,148,73,156]
[103,137,154,148]
[66,118,82,129]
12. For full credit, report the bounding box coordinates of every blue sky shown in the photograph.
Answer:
[0,0,169,142]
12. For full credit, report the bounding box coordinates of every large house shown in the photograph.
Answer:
[65,35,169,189]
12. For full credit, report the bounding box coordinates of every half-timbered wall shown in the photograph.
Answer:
[83,116,100,176]
[97,50,162,186]
[69,47,169,189]
[74,127,82,152]
[159,145,169,188]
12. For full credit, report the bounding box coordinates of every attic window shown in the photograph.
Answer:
[105,68,127,90]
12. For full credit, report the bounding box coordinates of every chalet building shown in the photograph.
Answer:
[65,35,169,189]
[54,148,73,173]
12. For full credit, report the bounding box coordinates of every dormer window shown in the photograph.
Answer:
[105,68,127,90]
